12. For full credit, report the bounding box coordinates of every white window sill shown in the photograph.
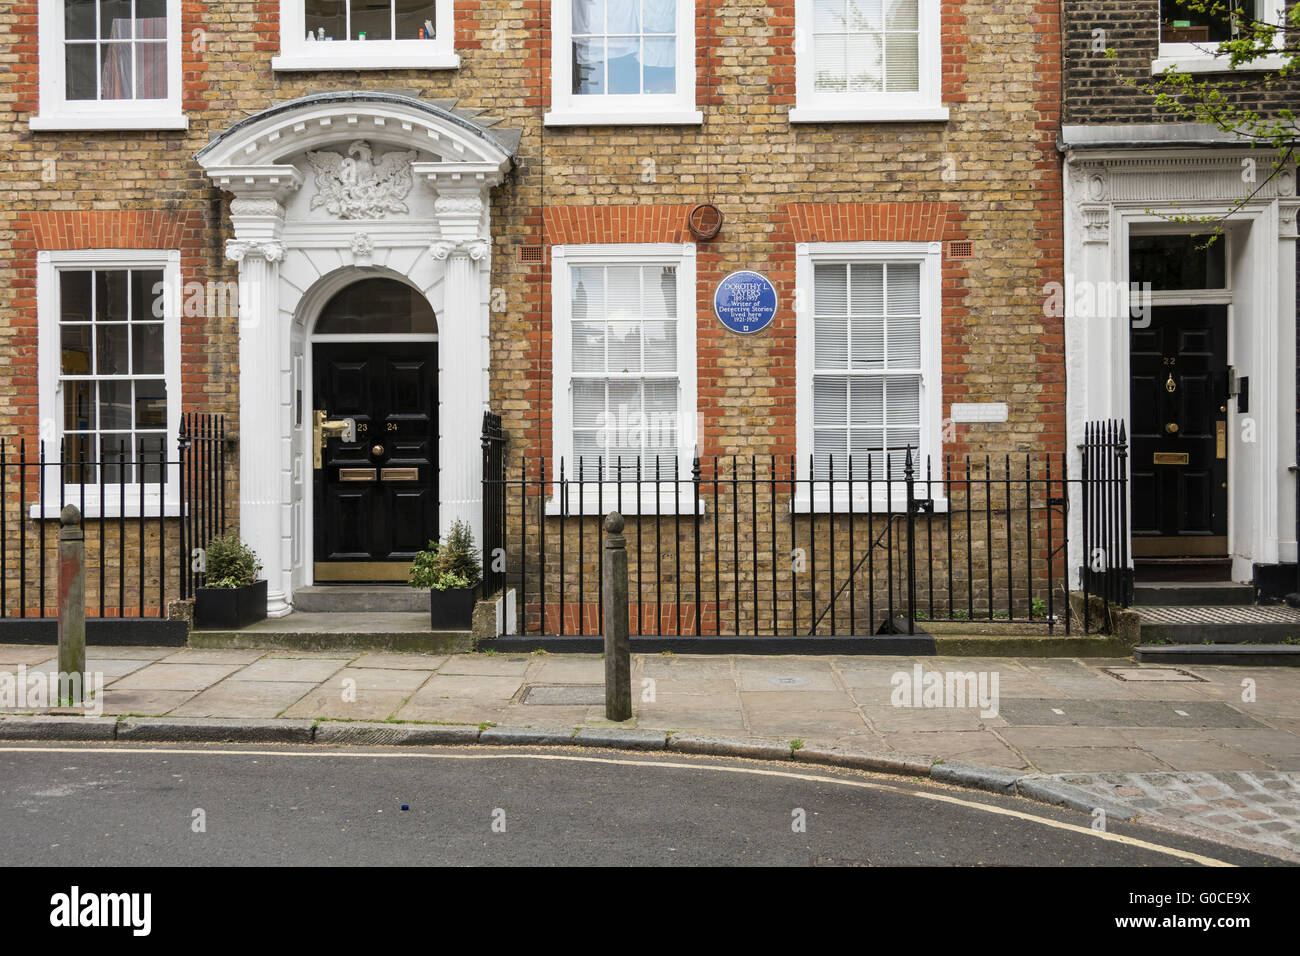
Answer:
[29,499,185,520]
[271,52,460,71]
[544,109,704,127]
[789,106,950,124]
[544,492,705,517]
[790,493,950,515]
[30,112,189,131]
[1151,54,1290,75]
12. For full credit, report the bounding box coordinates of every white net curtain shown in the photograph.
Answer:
[571,0,677,95]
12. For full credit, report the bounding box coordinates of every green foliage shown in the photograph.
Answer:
[204,533,261,588]
[408,519,482,591]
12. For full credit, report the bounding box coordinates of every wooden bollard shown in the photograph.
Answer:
[57,504,86,705]
[602,511,631,721]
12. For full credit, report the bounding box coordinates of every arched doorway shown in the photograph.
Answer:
[311,277,438,582]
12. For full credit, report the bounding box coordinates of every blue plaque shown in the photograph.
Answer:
[714,270,778,334]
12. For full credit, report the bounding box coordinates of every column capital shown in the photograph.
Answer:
[226,239,285,263]
[431,238,490,261]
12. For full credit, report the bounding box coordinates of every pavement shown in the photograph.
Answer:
[2,643,1299,860]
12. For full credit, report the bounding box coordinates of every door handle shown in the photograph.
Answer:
[1165,422,1180,434]
[313,410,357,468]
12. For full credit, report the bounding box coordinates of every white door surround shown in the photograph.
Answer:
[1063,147,1300,584]
[197,92,513,616]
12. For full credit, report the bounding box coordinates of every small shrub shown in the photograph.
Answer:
[409,519,482,591]
[204,533,261,589]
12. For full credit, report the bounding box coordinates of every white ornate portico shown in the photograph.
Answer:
[1062,127,1300,583]
[197,92,515,616]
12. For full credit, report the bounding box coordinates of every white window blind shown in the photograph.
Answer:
[570,262,680,478]
[812,0,919,94]
[812,261,922,478]
[571,0,677,95]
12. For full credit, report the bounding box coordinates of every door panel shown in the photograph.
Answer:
[1129,305,1227,554]
[313,342,437,579]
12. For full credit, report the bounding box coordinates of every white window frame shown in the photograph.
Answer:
[33,0,186,131]
[272,0,458,70]
[790,0,947,123]
[545,0,701,127]
[35,249,184,518]
[794,241,944,512]
[1153,0,1287,73]
[550,243,699,515]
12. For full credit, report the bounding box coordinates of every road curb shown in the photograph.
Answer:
[0,715,1206,830]
[117,716,315,744]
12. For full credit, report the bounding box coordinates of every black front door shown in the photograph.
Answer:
[1129,305,1228,555]
[313,342,437,581]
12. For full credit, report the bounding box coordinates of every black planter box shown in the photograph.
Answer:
[429,586,477,630]
[195,580,268,630]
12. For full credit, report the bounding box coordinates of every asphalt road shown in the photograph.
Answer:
[0,743,1283,866]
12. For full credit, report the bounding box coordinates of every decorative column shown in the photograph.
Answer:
[212,167,302,617]
[419,163,506,546]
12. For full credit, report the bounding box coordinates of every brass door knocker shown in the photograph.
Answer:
[1165,373,1176,393]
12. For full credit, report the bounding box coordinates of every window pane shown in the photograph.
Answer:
[850,314,884,370]
[813,33,847,92]
[572,0,601,35]
[814,0,844,32]
[850,376,883,425]
[96,323,129,374]
[102,438,131,484]
[572,321,607,372]
[644,266,676,317]
[99,380,132,430]
[572,380,606,429]
[314,278,437,332]
[814,428,847,477]
[100,0,133,39]
[815,316,848,369]
[139,433,166,484]
[100,41,133,99]
[607,44,642,93]
[886,313,920,369]
[850,263,883,312]
[60,271,93,322]
[814,263,848,314]
[606,321,642,372]
[65,43,98,100]
[96,270,128,322]
[1128,234,1226,290]
[643,0,675,33]
[65,0,96,39]
[1160,0,1254,44]
[63,381,95,431]
[884,0,916,30]
[886,375,921,426]
[61,324,92,375]
[573,37,606,93]
[135,41,168,98]
[135,379,168,429]
[814,376,848,426]
[351,0,393,39]
[884,31,918,92]
[643,37,674,93]
[395,0,437,39]
[138,0,168,21]
[887,263,921,313]
[132,323,164,375]
[609,0,641,34]
[642,320,676,371]
[131,270,164,320]
[848,0,882,29]
[571,266,604,320]
[605,265,642,318]
[846,32,883,92]
[305,0,346,39]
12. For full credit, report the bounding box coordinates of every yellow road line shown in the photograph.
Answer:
[0,744,1232,866]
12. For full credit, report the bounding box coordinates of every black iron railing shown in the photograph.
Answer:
[481,410,508,595]
[0,413,227,620]
[481,418,1131,638]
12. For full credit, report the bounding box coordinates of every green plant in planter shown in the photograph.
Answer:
[204,533,262,589]
[409,520,482,592]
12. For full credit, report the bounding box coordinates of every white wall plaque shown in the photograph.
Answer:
[950,402,1009,423]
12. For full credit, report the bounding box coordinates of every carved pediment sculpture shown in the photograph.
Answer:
[305,140,418,219]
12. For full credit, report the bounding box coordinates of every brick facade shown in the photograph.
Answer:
[0,1,1070,625]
